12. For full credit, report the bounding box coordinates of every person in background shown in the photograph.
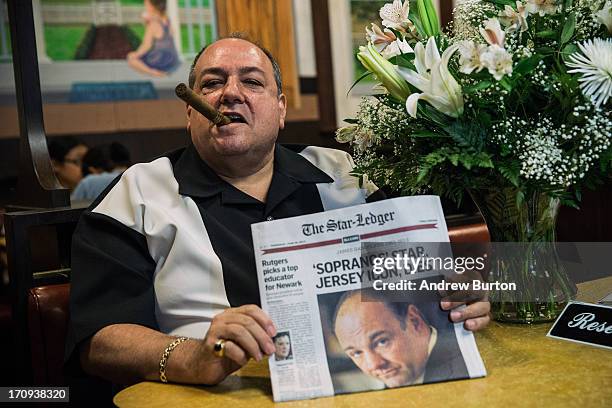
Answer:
[47,137,88,190]
[127,0,180,77]
[71,143,131,203]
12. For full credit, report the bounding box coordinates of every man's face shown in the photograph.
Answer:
[334,299,431,388]
[274,335,291,359]
[187,38,287,160]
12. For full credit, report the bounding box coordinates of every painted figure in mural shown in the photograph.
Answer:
[127,0,180,77]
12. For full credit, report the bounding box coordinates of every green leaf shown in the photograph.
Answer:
[498,77,512,91]
[416,0,434,37]
[464,80,493,94]
[444,121,486,151]
[513,55,543,76]
[560,13,576,45]
[343,118,359,124]
[487,0,515,6]
[515,190,525,207]
[409,131,450,138]
[347,71,373,96]
[534,47,555,55]
[499,163,520,187]
[450,154,459,166]
[536,31,557,39]
[408,1,427,38]
[561,43,578,62]
[417,165,430,183]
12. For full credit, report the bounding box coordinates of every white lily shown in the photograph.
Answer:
[398,37,464,118]
[382,38,414,59]
[366,23,397,53]
[480,18,505,47]
[498,1,529,33]
[358,43,411,101]
[595,1,612,34]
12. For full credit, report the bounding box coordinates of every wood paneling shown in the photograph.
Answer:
[215,0,301,108]
[0,95,318,139]
[310,0,337,134]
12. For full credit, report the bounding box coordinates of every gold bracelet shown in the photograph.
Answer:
[159,336,188,383]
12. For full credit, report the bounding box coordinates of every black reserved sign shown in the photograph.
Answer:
[547,302,612,349]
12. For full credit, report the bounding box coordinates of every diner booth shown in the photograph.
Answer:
[1,0,610,406]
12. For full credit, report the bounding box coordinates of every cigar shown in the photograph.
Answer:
[175,83,231,126]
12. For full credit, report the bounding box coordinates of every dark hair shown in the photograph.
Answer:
[47,137,85,163]
[81,145,114,176]
[148,0,166,13]
[332,290,427,333]
[110,142,131,168]
[188,33,283,95]
[273,332,290,342]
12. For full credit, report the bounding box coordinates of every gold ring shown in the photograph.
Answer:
[213,339,226,358]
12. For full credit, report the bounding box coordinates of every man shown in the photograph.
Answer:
[273,332,292,361]
[333,290,468,388]
[67,35,490,388]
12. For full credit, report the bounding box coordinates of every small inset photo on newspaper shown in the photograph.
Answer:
[273,330,294,362]
[317,276,481,394]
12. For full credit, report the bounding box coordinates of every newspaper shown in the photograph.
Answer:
[251,196,487,402]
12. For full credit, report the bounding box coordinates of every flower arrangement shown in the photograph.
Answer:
[338,0,612,322]
[338,0,611,210]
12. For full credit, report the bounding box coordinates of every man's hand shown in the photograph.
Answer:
[441,298,490,331]
[194,305,277,384]
[439,269,491,331]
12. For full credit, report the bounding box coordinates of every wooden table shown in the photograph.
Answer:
[114,277,612,407]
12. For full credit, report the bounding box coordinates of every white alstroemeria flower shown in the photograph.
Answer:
[499,1,529,33]
[566,38,612,107]
[335,125,357,144]
[480,18,505,47]
[458,40,487,74]
[525,0,559,16]
[353,129,377,152]
[336,125,377,152]
[366,23,397,53]
[380,0,411,30]
[398,37,464,118]
[358,43,412,100]
[382,38,414,59]
[595,1,612,34]
[481,44,514,80]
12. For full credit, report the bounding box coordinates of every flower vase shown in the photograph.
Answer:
[469,187,576,324]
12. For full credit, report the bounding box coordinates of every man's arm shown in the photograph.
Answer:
[79,304,278,385]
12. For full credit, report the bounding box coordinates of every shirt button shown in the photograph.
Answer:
[266,216,274,221]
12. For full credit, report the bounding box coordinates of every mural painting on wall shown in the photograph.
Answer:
[0,0,216,102]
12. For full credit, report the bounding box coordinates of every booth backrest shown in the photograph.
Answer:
[449,222,490,243]
[27,283,70,385]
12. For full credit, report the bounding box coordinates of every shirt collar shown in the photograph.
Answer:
[413,326,438,386]
[174,143,333,200]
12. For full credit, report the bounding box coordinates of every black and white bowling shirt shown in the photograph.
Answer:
[67,143,383,354]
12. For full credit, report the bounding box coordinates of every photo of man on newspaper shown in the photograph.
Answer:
[318,280,469,393]
[273,331,293,362]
